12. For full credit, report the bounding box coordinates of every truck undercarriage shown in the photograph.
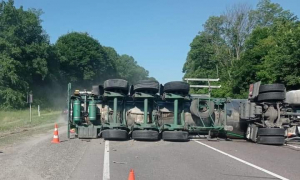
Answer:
[67,79,300,146]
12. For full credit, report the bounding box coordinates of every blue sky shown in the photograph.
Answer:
[14,0,300,84]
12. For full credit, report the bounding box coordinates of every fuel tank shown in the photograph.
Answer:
[286,90,300,105]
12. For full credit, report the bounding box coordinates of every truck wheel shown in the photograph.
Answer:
[163,81,190,95]
[162,131,188,141]
[257,92,285,101]
[102,129,128,140]
[259,84,285,93]
[190,99,214,119]
[103,79,129,94]
[133,80,159,94]
[132,130,159,140]
[257,136,285,145]
[257,128,285,136]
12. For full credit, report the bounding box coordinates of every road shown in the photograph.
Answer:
[1,127,300,180]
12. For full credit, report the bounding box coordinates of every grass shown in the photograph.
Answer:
[0,109,63,147]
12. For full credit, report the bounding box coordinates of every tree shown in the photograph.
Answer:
[251,20,300,90]
[223,3,253,60]
[55,32,117,88]
[249,0,296,27]
[183,0,300,98]
[0,0,54,108]
[116,55,150,84]
[0,1,154,109]
[183,3,253,97]
[103,46,154,84]
[183,32,216,79]
[233,16,300,95]
[103,46,119,67]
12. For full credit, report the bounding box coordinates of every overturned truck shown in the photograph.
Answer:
[241,82,300,145]
[67,79,300,145]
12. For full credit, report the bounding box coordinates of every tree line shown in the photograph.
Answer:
[183,0,300,98]
[0,0,153,109]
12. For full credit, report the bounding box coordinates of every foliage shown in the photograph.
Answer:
[249,0,296,27]
[55,32,117,88]
[0,0,153,109]
[236,20,300,92]
[103,46,154,84]
[117,55,150,84]
[183,0,299,98]
[0,0,53,108]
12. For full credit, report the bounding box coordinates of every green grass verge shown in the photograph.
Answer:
[0,109,63,147]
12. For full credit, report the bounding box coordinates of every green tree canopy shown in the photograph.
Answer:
[117,54,150,84]
[0,0,154,109]
[55,32,117,87]
[0,0,54,108]
[249,0,296,27]
[235,20,300,93]
[183,0,300,98]
[103,46,154,84]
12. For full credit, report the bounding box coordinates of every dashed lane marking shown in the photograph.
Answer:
[287,144,300,149]
[193,140,289,180]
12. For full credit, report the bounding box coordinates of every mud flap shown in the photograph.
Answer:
[78,126,98,139]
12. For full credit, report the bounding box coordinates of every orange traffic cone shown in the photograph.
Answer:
[51,124,60,143]
[128,169,135,180]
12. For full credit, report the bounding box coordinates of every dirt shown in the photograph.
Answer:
[0,125,85,180]
[0,114,68,148]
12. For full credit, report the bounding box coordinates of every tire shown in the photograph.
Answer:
[132,130,159,140]
[103,79,129,93]
[162,131,189,141]
[257,136,285,145]
[190,99,214,119]
[133,80,159,93]
[257,92,285,102]
[257,128,285,136]
[102,129,128,140]
[259,84,285,93]
[163,81,189,94]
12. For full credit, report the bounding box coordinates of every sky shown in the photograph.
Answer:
[14,0,300,84]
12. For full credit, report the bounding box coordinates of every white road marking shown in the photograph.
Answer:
[287,144,300,149]
[103,140,110,180]
[193,140,289,180]
[189,138,206,141]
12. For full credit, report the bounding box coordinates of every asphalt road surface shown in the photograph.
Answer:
[1,127,300,180]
